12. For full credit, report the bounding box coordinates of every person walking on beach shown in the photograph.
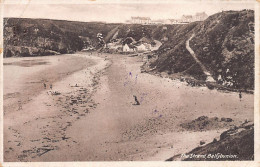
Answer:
[44,83,46,89]
[133,95,140,105]
[50,84,52,90]
[18,101,22,110]
[239,91,242,101]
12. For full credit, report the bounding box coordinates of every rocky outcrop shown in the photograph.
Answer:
[167,122,254,161]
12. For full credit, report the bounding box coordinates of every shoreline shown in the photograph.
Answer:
[4,52,110,161]
[3,53,97,115]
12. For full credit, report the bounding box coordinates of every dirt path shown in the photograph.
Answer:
[4,53,254,161]
[186,34,215,82]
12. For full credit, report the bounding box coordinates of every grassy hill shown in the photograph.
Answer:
[4,18,120,57]
[190,10,254,90]
[147,10,254,90]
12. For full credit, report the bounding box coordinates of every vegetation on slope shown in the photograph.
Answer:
[148,10,254,90]
[189,10,254,90]
[4,18,120,57]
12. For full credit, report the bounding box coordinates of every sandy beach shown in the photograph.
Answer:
[3,52,254,161]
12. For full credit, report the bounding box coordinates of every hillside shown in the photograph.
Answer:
[146,10,254,90]
[4,18,120,57]
[190,10,254,90]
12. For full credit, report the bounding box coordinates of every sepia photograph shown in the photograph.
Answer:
[0,0,259,165]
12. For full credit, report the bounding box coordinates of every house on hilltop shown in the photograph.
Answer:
[131,17,151,24]
[180,12,208,23]
[181,15,193,23]
[164,19,179,24]
[194,12,208,21]
[151,19,164,25]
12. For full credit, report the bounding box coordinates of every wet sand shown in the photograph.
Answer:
[4,52,108,161]
[3,52,254,161]
[4,53,96,115]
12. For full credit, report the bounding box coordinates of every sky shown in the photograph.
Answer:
[3,1,255,23]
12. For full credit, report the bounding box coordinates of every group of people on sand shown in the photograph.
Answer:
[43,83,62,95]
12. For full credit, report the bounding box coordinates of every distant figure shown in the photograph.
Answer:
[133,95,140,105]
[239,91,242,101]
[135,74,138,83]
[18,101,22,110]
[50,84,52,90]
[44,83,46,89]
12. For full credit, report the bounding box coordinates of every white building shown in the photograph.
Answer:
[143,43,152,50]
[151,19,164,25]
[123,44,136,52]
[164,19,179,24]
[131,17,151,24]
[136,44,147,51]
[181,15,193,23]
[194,12,208,21]
[123,44,131,52]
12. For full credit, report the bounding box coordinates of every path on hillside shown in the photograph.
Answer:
[104,26,119,43]
[186,34,215,82]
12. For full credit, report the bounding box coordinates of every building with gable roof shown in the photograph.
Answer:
[131,17,151,24]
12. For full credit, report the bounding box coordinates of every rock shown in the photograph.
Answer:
[220,130,229,140]
[203,47,209,51]
[196,116,208,121]
[226,118,233,122]
[200,140,206,145]
[221,117,233,122]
